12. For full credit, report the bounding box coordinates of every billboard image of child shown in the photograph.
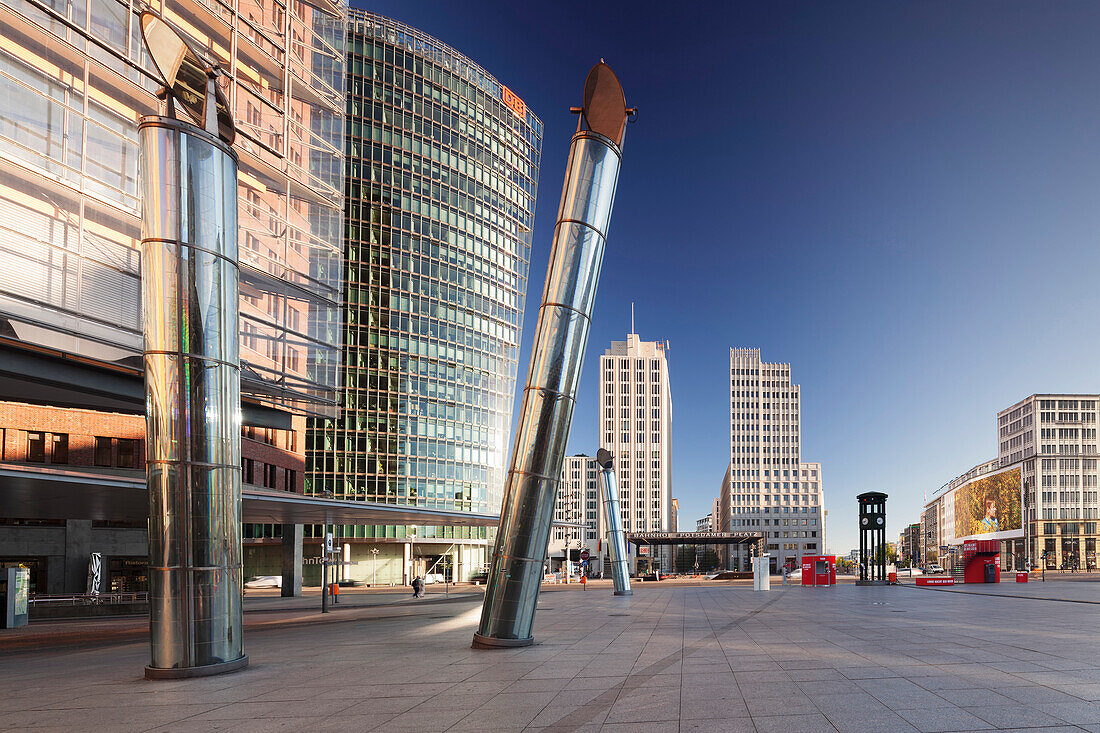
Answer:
[953,467,1021,541]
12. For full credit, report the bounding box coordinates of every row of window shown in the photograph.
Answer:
[18,432,137,469]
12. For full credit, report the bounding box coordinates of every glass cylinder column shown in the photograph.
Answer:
[140,115,247,678]
[596,449,632,595]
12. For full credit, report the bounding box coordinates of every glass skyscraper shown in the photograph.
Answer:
[0,0,347,415]
[306,10,541,581]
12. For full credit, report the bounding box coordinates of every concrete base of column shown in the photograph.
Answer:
[613,590,633,596]
[145,655,249,680]
[472,633,533,649]
[281,524,303,597]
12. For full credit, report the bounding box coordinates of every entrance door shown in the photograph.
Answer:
[984,562,996,583]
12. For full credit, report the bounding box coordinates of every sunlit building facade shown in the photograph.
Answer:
[0,0,347,415]
[548,454,602,572]
[0,0,346,591]
[726,348,823,572]
[598,332,673,570]
[304,11,541,583]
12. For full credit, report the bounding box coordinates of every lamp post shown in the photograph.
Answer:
[370,547,379,587]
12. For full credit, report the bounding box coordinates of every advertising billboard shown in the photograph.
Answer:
[946,466,1022,544]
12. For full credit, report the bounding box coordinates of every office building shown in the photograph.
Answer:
[724,348,823,572]
[696,514,713,532]
[304,11,542,583]
[898,523,920,567]
[999,395,1097,570]
[0,0,347,415]
[548,454,601,572]
[598,332,673,568]
[923,394,1099,573]
[0,0,346,590]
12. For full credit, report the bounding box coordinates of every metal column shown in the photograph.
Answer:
[474,63,633,647]
[141,116,247,678]
[596,449,632,595]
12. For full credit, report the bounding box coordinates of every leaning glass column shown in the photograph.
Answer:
[472,130,622,647]
[140,116,247,678]
[596,449,632,595]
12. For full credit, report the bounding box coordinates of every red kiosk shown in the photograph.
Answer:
[800,555,836,586]
[962,539,1000,583]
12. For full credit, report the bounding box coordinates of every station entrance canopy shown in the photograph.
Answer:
[626,531,764,547]
[0,463,499,527]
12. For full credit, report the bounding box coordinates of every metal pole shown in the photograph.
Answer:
[474,63,633,648]
[321,536,328,614]
[141,116,247,679]
[596,449,631,595]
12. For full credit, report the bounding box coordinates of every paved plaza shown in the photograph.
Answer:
[3,582,1100,732]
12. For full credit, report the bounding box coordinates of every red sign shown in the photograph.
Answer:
[501,85,526,119]
[916,577,954,586]
[579,550,590,561]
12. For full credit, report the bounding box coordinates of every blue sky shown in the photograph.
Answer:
[360,1,1100,554]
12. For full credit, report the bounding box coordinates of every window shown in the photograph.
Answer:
[27,432,45,463]
[285,468,297,492]
[94,437,113,467]
[264,463,278,489]
[117,439,136,469]
[51,434,68,464]
[243,458,255,484]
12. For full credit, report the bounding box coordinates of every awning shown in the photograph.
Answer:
[0,463,500,527]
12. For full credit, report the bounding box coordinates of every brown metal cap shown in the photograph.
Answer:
[581,62,629,147]
[596,448,614,469]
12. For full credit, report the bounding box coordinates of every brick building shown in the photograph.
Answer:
[0,401,304,594]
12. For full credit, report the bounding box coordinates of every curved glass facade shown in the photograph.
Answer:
[307,11,541,545]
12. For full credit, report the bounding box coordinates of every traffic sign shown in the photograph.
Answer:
[579,550,590,561]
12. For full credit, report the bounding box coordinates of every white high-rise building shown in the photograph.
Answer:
[599,332,673,569]
[727,348,823,571]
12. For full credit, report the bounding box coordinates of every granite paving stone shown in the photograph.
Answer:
[3,580,1100,732]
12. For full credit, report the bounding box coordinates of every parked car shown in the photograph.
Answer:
[244,575,282,589]
[927,564,944,574]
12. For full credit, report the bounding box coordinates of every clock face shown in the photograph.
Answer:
[861,517,869,527]
[876,517,884,526]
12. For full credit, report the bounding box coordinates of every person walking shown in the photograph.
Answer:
[411,575,423,598]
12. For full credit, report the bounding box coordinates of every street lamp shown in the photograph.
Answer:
[370,547,379,587]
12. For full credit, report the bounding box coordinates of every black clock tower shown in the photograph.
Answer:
[857,491,889,585]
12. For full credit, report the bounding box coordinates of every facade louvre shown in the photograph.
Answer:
[0,0,348,416]
[304,10,541,580]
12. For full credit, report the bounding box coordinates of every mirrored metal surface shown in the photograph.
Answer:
[141,117,246,676]
[474,124,625,646]
[596,449,632,595]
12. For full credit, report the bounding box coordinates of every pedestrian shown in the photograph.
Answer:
[411,575,423,598]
